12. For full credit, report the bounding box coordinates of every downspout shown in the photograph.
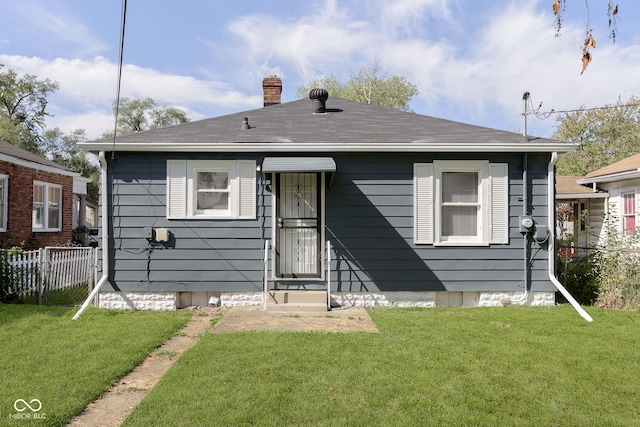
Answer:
[73,151,110,320]
[548,152,593,322]
[514,93,531,303]
[513,152,529,303]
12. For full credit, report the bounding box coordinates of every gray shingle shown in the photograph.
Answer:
[0,140,71,171]
[90,97,557,146]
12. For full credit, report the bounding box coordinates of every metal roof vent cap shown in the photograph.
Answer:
[309,88,329,114]
[241,117,250,130]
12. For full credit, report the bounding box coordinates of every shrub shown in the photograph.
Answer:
[593,212,640,310]
[0,246,24,303]
[595,235,640,310]
[557,250,600,306]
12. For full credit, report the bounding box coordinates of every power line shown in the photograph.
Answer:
[111,0,127,158]
[541,102,640,116]
[524,93,640,121]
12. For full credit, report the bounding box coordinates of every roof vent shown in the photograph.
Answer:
[309,88,329,114]
[241,117,250,130]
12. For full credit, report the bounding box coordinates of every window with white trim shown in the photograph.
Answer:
[166,160,256,219]
[0,174,7,232]
[414,160,509,246]
[32,181,62,232]
[622,192,636,235]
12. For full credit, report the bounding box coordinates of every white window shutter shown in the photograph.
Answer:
[237,160,256,219]
[166,160,187,218]
[414,163,434,244]
[489,163,509,244]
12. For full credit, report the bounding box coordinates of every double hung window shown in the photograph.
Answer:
[33,181,62,231]
[414,160,508,245]
[622,193,636,235]
[166,160,256,219]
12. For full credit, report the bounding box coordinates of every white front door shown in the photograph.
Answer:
[275,173,323,279]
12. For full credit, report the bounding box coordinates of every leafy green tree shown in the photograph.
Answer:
[103,96,190,137]
[0,66,58,152]
[41,128,99,202]
[297,63,418,112]
[555,96,640,176]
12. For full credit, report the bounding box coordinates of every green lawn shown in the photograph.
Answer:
[124,306,640,427]
[0,304,191,426]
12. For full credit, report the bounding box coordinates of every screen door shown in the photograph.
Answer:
[275,173,322,278]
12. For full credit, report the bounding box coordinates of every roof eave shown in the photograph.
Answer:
[578,169,640,184]
[0,153,79,177]
[556,192,609,199]
[79,142,578,153]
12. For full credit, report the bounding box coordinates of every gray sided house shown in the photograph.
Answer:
[80,78,580,312]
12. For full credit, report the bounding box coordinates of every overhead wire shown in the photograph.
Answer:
[111,0,127,158]
[523,93,640,121]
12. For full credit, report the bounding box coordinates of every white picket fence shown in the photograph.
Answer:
[2,247,97,303]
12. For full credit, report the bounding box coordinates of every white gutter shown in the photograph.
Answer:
[556,192,609,200]
[577,169,640,184]
[79,141,577,153]
[548,152,593,322]
[73,151,110,320]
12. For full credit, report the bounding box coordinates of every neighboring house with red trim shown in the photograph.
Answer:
[556,153,640,252]
[555,176,607,255]
[578,153,640,244]
[0,139,90,250]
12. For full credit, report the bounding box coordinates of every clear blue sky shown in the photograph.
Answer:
[1,0,639,139]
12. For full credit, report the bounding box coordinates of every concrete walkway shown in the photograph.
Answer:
[67,305,377,426]
[68,309,214,427]
[211,306,379,333]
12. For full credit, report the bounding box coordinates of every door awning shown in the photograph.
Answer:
[261,157,336,173]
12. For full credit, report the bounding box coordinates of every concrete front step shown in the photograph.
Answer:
[266,304,328,312]
[267,290,328,311]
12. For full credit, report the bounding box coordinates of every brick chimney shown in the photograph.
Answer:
[262,75,282,107]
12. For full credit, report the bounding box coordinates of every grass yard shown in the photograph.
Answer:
[0,304,191,426]
[124,305,640,427]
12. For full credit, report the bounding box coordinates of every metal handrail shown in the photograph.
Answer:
[326,240,331,311]
[263,240,270,310]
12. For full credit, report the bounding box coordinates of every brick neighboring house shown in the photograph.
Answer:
[0,139,90,250]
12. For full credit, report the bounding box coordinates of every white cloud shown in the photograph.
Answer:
[47,110,114,140]
[0,54,262,139]
[14,0,109,57]
[3,0,640,142]
[424,2,640,134]
[380,0,456,30]
[227,8,380,83]
[219,0,640,138]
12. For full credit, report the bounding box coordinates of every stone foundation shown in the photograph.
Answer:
[332,291,555,308]
[98,292,177,310]
[98,290,555,310]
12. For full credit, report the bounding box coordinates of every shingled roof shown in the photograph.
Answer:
[583,153,640,179]
[556,176,607,199]
[81,97,575,153]
[0,139,71,172]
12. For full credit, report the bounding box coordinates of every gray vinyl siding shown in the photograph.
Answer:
[101,151,554,293]
[101,153,267,292]
[326,153,552,292]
